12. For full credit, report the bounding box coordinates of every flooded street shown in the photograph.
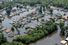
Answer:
[30,25,62,45]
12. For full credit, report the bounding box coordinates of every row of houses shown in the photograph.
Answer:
[0,0,13,3]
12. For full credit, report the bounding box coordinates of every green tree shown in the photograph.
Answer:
[6,6,12,17]
[1,42,25,45]
[0,33,7,45]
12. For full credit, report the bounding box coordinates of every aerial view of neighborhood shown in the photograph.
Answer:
[0,0,68,45]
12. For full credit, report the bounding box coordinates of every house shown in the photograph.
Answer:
[62,16,68,20]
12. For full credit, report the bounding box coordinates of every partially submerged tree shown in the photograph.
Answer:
[6,6,12,17]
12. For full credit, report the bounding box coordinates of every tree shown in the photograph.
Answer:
[0,33,7,45]
[1,42,24,45]
[50,9,53,16]
[39,6,42,14]
[6,6,12,17]
[11,22,21,35]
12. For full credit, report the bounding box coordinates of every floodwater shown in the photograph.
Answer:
[2,18,13,29]
[1,6,66,44]
[2,14,63,44]
[30,25,63,45]
[2,14,64,44]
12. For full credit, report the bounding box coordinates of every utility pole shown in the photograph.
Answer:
[64,30,68,39]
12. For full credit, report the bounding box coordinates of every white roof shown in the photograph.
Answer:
[2,18,13,29]
[12,7,17,10]
[0,15,2,17]
[11,15,20,22]
[53,9,64,16]
[20,8,36,17]
[50,6,56,9]
[60,40,67,44]
[25,20,37,28]
[2,10,6,15]
[22,8,26,12]
[66,37,68,41]
[10,0,13,1]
